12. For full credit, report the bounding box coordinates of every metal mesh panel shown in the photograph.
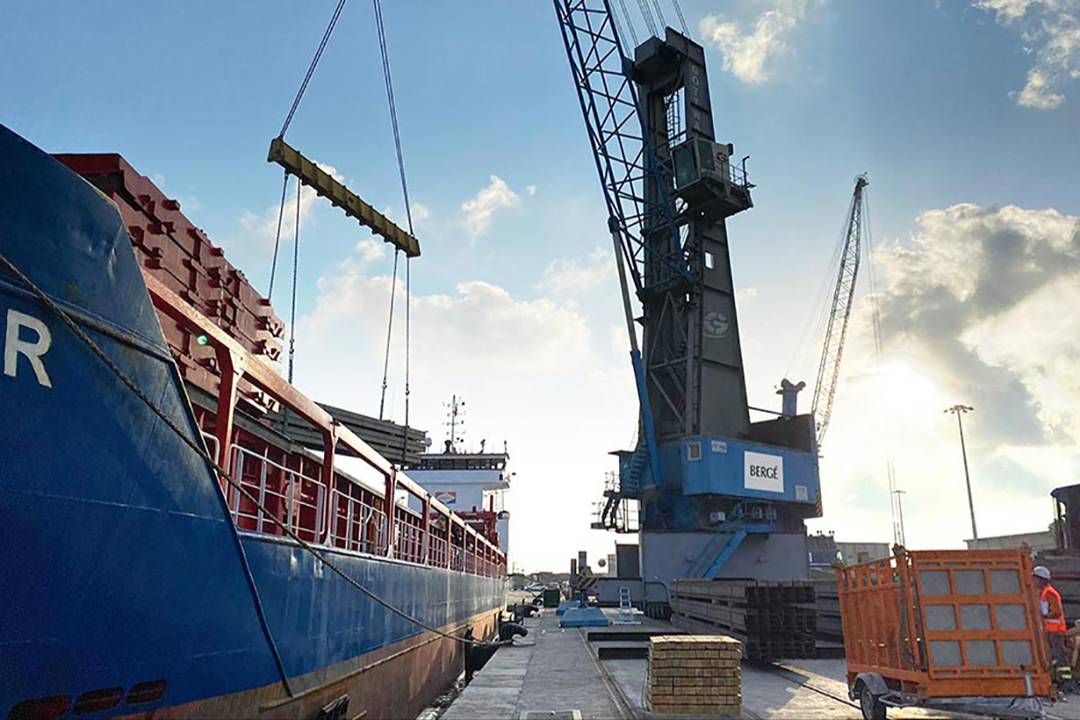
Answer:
[1001,640,1034,665]
[960,605,991,631]
[926,605,956,631]
[990,569,1021,595]
[930,640,962,666]
[955,570,986,595]
[995,604,1029,631]
[966,640,997,666]
[920,570,950,596]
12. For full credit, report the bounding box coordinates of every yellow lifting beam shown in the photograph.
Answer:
[268,136,421,258]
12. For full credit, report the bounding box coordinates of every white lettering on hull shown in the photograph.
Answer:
[4,309,52,388]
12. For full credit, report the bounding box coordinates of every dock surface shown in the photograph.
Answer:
[443,608,1080,719]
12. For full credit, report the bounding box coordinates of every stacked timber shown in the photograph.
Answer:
[670,579,816,661]
[813,577,845,658]
[646,635,741,717]
[54,153,283,414]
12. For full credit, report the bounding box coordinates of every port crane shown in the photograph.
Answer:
[811,174,869,447]
[557,0,822,587]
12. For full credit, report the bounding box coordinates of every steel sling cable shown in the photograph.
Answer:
[278,0,349,139]
[0,248,491,649]
[372,0,416,462]
[377,249,399,421]
[267,170,291,300]
[287,176,301,384]
[373,0,406,422]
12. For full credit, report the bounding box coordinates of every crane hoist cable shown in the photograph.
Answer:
[370,0,416,461]
[268,0,347,302]
[267,170,290,300]
[636,0,659,37]
[278,0,349,139]
[287,177,301,384]
[671,0,690,35]
[617,0,639,45]
[377,250,400,421]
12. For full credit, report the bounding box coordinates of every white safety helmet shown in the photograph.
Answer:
[1033,565,1052,581]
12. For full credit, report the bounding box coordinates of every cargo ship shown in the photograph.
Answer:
[0,125,507,720]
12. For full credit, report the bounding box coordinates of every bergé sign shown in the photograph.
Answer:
[744,451,784,493]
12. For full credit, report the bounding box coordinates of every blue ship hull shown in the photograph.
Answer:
[0,125,504,718]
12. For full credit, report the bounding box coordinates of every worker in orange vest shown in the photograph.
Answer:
[1035,565,1073,685]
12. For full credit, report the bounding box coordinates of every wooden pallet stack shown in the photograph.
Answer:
[670,579,816,661]
[646,636,741,717]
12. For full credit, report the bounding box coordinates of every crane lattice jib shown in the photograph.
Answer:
[812,175,869,446]
[553,0,689,295]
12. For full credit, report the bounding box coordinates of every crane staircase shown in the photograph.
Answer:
[686,502,777,579]
[592,444,649,532]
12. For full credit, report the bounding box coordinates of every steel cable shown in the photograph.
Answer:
[267,170,290,300]
[288,177,301,384]
[278,0,349,138]
[371,0,415,462]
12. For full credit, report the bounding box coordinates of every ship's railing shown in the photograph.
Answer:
[229,445,325,543]
[395,520,425,565]
[197,432,506,578]
[330,487,387,555]
[428,534,449,568]
[162,280,505,579]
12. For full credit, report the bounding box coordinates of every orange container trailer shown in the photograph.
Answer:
[837,548,1052,719]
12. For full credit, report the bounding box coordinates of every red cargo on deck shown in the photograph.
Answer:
[837,549,1052,718]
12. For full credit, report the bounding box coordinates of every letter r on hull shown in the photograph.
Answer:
[4,309,52,388]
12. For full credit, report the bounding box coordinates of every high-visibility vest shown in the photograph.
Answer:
[1041,584,1067,634]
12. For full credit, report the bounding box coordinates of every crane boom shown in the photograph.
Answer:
[553,0,684,495]
[811,174,869,446]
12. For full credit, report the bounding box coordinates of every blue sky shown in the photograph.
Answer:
[4,0,1079,571]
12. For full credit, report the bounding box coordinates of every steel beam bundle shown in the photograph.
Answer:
[271,402,427,465]
[53,153,283,415]
[670,579,816,661]
[812,577,845,658]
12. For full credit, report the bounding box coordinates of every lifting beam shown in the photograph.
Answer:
[267,136,421,258]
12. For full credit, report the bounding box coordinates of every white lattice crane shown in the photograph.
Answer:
[811,174,870,447]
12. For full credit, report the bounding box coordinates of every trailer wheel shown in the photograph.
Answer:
[857,681,886,720]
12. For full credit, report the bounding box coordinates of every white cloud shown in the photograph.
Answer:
[538,247,613,294]
[291,247,637,571]
[699,0,817,84]
[973,0,1080,109]
[525,185,538,197]
[412,202,431,223]
[241,162,345,246]
[356,239,387,263]
[815,202,1080,548]
[461,175,520,238]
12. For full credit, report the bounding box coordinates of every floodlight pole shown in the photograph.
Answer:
[946,404,977,541]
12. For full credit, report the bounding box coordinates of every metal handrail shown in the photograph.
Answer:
[203,433,504,577]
